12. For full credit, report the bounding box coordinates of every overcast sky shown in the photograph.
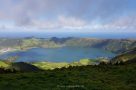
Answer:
[0,0,136,33]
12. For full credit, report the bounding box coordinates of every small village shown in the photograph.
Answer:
[0,48,16,54]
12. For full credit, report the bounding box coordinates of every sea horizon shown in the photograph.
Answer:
[0,32,136,39]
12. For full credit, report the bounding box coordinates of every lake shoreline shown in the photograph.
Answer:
[0,47,116,62]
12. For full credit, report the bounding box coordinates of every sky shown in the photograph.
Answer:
[0,0,136,33]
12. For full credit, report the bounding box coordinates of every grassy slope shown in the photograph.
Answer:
[111,48,136,64]
[0,61,9,68]
[0,64,136,90]
[32,59,99,70]
[32,62,69,70]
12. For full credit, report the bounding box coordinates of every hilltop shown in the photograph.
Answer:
[0,37,136,54]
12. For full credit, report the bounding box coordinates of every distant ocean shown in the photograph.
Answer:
[0,32,136,39]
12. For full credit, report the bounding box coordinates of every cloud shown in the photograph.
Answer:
[19,15,86,29]
[0,25,6,30]
[110,15,136,29]
[58,16,86,28]
[0,0,136,32]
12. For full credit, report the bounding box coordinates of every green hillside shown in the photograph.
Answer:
[111,48,136,64]
[32,59,99,70]
[0,37,136,53]
[0,61,41,72]
[9,62,42,72]
[0,61,9,68]
[0,63,135,90]
[32,62,69,70]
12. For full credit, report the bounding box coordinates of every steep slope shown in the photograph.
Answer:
[111,48,136,64]
[0,37,136,53]
[9,62,41,72]
[65,38,136,53]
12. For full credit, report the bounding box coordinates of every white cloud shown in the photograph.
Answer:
[0,0,136,33]
[58,16,86,28]
[19,15,87,30]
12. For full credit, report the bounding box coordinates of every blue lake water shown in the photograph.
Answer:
[0,47,116,62]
